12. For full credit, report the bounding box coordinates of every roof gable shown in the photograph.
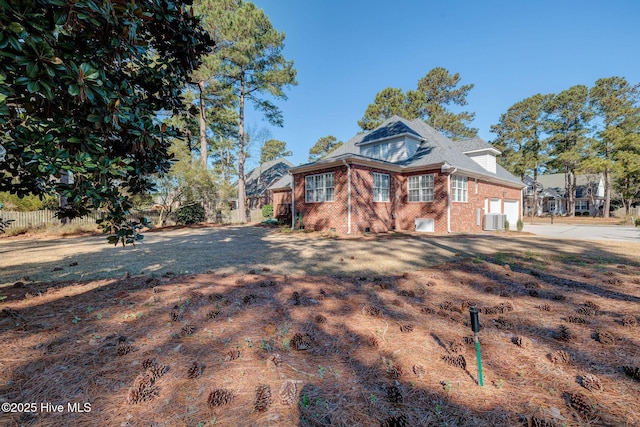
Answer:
[245,158,293,197]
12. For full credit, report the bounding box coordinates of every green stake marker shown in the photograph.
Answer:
[469,306,484,387]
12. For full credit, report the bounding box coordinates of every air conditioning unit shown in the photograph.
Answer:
[483,213,506,231]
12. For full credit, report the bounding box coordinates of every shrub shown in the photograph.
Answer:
[262,204,273,218]
[516,218,523,232]
[635,218,640,227]
[176,203,205,225]
[504,219,510,231]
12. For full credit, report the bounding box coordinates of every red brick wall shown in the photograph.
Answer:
[294,166,349,233]
[293,165,522,234]
[450,178,521,232]
[272,189,292,221]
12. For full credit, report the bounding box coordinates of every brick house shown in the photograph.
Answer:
[278,116,524,234]
[242,158,293,209]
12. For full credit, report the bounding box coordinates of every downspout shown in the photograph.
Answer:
[290,172,295,229]
[445,167,457,233]
[342,159,352,234]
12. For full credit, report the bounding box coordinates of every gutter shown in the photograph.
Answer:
[342,159,352,234]
[441,163,457,233]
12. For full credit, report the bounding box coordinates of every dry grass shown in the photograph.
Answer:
[1,237,639,426]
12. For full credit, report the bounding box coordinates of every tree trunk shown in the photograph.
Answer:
[236,74,247,223]
[198,80,207,170]
[59,171,69,225]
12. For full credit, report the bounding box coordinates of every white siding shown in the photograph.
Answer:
[359,135,422,162]
[467,153,497,174]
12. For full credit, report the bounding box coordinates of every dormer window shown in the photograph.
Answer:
[372,142,390,160]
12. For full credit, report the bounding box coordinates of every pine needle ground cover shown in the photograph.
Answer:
[1,234,639,426]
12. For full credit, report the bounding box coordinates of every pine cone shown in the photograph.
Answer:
[567,316,588,324]
[399,324,414,333]
[116,342,134,356]
[381,414,408,427]
[279,380,297,406]
[187,361,203,379]
[621,315,637,327]
[527,415,560,427]
[315,314,327,324]
[595,329,614,345]
[363,305,381,316]
[225,350,240,361]
[170,311,182,322]
[268,353,282,367]
[386,384,403,403]
[512,336,531,348]
[207,310,221,319]
[412,364,425,378]
[548,350,570,364]
[536,304,551,312]
[579,374,603,392]
[254,384,272,412]
[441,354,466,369]
[566,392,593,419]
[127,372,159,404]
[622,365,640,381]
[387,362,403,379]
[556,325,575,341]
[142,358,156,370]
[291,333,312,351]
[207,388,234,407]
[180,324,195,337]
[243,294,257,305]
[147,363,169,381]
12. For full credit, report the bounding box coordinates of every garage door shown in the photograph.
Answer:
[504,200,519,227]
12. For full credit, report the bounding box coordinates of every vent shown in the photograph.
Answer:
[483,214,506,231]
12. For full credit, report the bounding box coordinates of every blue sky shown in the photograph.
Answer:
[245,0,640,168]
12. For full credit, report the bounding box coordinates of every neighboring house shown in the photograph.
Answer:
[524,173,604,216]
[242,158,293,210]
[275,115,524,234]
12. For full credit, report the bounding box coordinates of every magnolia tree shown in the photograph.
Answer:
[0,0,212,244]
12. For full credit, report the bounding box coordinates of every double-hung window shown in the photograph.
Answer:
[452,175,468,202]
[373,173,390,202]
[305,173,334,202]
[372,143,390,160]
[407,174,434,202]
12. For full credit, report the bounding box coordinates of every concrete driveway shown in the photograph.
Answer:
[523,223,640,242]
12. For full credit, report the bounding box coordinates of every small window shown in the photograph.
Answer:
[372,142,390,160]
[373,173,390,202]
[305,172,334,203]
[408,174,434,202]
[452,175,468,202]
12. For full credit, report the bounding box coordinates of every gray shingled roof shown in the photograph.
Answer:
[245,158,293,197]
[268,174,292,191]
[298,115,523,188]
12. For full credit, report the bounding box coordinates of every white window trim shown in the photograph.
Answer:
[407,174,434,202]
[373,172,390,202]
[305,172,335,203]
[452,175,468,202]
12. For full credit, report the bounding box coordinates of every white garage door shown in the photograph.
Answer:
[504,200,519,227]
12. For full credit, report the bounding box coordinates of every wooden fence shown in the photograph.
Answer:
[0,208,265,229]
[612,207,640,218]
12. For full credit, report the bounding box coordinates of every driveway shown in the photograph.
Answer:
[523,223,640,242]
